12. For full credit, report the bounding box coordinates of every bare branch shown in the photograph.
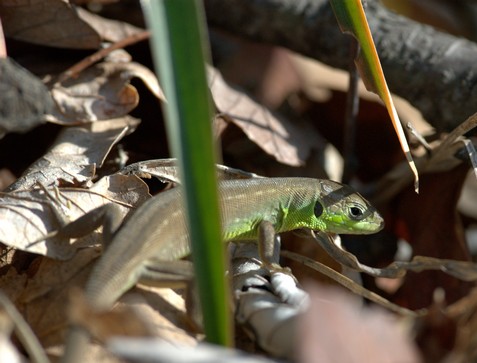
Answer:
[205,0,477,132]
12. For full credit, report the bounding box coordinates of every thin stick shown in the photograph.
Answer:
[57,30,151,83]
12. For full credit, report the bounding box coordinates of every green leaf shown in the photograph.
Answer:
[329,0,419,192]
[141,0,233,346]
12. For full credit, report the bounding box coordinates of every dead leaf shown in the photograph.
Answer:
[56,34,165,102]
[0,0,101,49]
[0,174,150,260]
[0,58,55,138]
[0,169,16,191]
[8,230,192,354]
[130,287,197,345]
[298,283,422,363]
[292,55,424,120]
[208,67,323,166]
[68,288,153,342]
[90,173,151,206]
[0,269,28,303]
[76,7,145,43]
[48,62,148,124]
[16,250,195,354]
[6,116,140,191]
[16,248,100,348]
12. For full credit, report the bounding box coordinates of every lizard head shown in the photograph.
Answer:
[312,181,384,235]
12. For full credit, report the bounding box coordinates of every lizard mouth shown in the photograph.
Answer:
[372,216,385,231]
[342,214,384,234]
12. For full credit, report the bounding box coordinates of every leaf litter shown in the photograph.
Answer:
[0,174,149,260]
[1,1,477,362]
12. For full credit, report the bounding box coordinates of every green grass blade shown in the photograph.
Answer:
[329,0,419,192]
[140,0,233,346]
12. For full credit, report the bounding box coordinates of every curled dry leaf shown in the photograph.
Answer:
[48,62,160,124]
[57,37,165,100]
[6,116,140,191]
[119,61,165,102]
[208,67,323,167]
[0,174,150,260]
[0,0,101,49]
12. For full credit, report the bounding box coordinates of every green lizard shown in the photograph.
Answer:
[61,177,383,362]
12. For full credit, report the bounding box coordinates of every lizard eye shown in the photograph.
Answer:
[348,205,365,220]
[314,201,324,218]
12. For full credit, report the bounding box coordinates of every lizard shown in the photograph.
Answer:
[60,177,384,362]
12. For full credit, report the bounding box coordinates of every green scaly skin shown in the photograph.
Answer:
[85,177,383,310]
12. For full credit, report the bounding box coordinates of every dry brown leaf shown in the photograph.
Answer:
[68,289,154,342]
[0,269,28,304]
[17,256,195,356]
[18,249,100,305]
[299,284,422,363]
[0,0,101,49]
[15,248,100,348]
[6,116,140,191]
[67,287,197,362]
[0,169,16,191]
[115,287,197,345]
[208,67,322,166]
[0,58,55,138]
[48,62,152,124]
[7,229,192,356]
[0,174,150,260]
[9,255,153,354]
[88,173,150,207]
[291,54,433,135]
[117,61,165,102]
[76,7,145,43]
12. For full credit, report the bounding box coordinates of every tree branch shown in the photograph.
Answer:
[204,0,477,132]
